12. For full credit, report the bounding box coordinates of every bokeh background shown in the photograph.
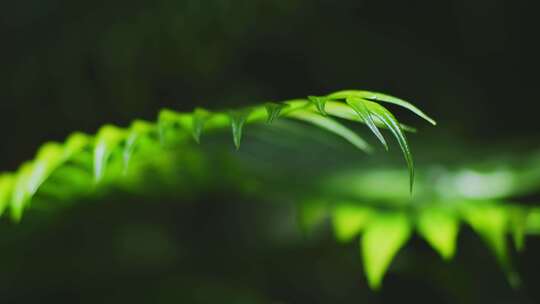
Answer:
[1,0,539,303]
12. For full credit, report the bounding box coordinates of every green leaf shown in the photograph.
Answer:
[94,125,126,182]
[298,199,328,234]
[157,109,190,145]
[228,110,251,149]
[0,174,14,216]
[64,132,91,159]
[308,96,328,115]
[508,207,528,251]
[366,101,414,192]
[346,97,388,150]
[289,110,372,152]
[462,204,509,267]
[264,102,286,123]
[417,208,459,260]
[328,90,437,125]
[361,212,411,290]
[332,204,372,242]
[123,120,154,174]
[192,108,210,143]
[10,162,35,222]
[27,143,64,196]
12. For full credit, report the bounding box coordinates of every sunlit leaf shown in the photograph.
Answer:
[328,90,436,125]
[361,212,411,290]
[94,125,127,182]
[366,101,414,192]
[64,132,91,159]
[417,208,459,260]
[289,110,372,152]
[332,204,372,242]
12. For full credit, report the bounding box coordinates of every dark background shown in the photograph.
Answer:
[1,0,539,303]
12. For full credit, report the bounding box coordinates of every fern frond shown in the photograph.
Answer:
[0,89,433,221]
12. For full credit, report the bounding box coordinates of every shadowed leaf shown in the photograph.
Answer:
[229,110,251,149]
[192,108,210,143]
[264,102,287,123]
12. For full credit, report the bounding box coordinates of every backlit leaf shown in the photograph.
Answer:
[361,212,411,290]
[94,125,126,182]
[346,97,388,150]
[308,96,328,115]
[332,204,372,242]
[328,90,436,125]
[290,110,372,152]
[417,208,459,260]
[0,174,14,216]
[366,101,414,192]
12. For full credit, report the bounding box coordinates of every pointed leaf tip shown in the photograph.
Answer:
[192,108,210,143]
[361,213,411,290]
[366,101,414,192]
[308,96,328,115]
[289,110,372,153]
[264,102,286,123]
[229,109,251,149]
[345,97,388,150]
[332,205,372,242]
[417,208,459,260]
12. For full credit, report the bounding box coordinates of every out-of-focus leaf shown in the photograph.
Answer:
[289,110,372,152]
[366,101,414,192]
[229,109,251,149]
[264,102,287,123]
[192,108,210,143]
[27,143,64,196]
[332,204,372,242]
[94,125,126,182]
[64,132,91,159]
[417,208,459,260]
[10,162,35,222]
[526,208,540,234]
[328,90,437,125]
[361,212,411,290]
[157,109,190,145]
[346,97,388,150]
[308,96,328,115]
[508,207,528,251]
[298,199,328,234]
[461,204,509,267]
[0,174,14,216]
[123,120,154,173]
